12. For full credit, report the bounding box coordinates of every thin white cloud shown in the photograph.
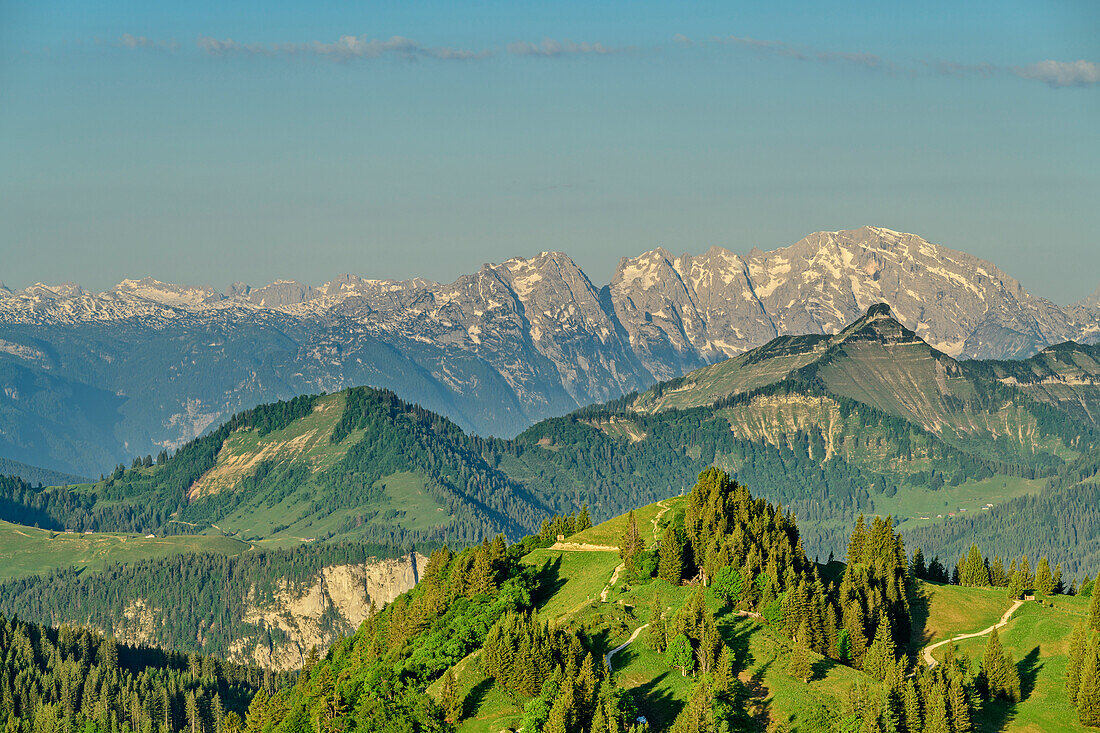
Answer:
[685,33,1096,89]
[710,34,892,72]
[1014,60,1100,88]
[116,34,178,51]
[195,35,489,61]
[506,38,631,57]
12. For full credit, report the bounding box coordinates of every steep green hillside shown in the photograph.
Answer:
[237,470,1099,732]
[0,387,550,547]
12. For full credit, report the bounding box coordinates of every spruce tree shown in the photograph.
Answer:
[912,548,927,579]
[982,628,1020,702]
[1078,640,1100,727]
[658,524,684,586]
[1007,570,1025,600]
[1035,557,1055,596]
[903,679,923,733]
[948,675,972,733]
[1066,623,1087,706]
[576,505,592,532]
[1091,584,1100,631]
[619,511,643,573]
[961,544,989,587]
[847,514,868,564]
[787,642,813,683]
[924,682,951,733]
[863,615,896,681]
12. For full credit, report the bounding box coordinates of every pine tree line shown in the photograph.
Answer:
[0,614,286,733]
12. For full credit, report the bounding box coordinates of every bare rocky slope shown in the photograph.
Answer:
[2,226,1097,476]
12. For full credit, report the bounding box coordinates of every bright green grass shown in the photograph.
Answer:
[568,495,687,549]
[0,519,249,580]
[949,596,1092,732]
[209,469,451,542]
[888,475,1046,532]
[912,581,1015,653]
[737,617,867,732]
[426,650,525,733]
[521,547,622,621]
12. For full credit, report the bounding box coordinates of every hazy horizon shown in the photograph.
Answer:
[3,1,1098,302]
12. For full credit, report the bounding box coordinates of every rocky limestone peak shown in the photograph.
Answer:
[114,277,224,306]
[831,302,928,349]
[225,282,252,299]
[246,280,320,307]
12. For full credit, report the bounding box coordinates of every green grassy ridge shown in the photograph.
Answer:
[485,509,1095,731]
[0,518,248,581]
[1,386,548,549]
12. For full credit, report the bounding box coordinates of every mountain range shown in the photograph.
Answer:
[2,225,1099,477]
[5,303,1099,569]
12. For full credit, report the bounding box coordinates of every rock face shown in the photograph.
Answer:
[1,226,1096,475]
[114,554,427,671]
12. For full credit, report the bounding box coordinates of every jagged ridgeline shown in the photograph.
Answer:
[0,613,291,733]
[242,468,918,732]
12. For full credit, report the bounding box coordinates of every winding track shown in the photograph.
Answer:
[921,599,1025,667]
[605,623,649,670]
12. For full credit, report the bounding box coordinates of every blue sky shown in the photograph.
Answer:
[2,1,1098,301]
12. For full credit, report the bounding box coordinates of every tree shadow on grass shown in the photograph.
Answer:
[974,646,1041,733]
[906,583,932,657]
[631,672,685,729]
[739,657,775,731]
[715,607,757,671]
[529,555,565,610]
[1018,646,1042,700]
[810,655,842,683]
[461,677,494,721]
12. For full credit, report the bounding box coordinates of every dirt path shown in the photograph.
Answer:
[922,599,1025,667]
[605,623,649,670]
[651,499,670,543]
[549,541,619,552]
[601,562,624,602]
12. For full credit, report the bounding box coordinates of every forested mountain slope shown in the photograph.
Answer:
[240,470,1100,732]
[0,387,549,547]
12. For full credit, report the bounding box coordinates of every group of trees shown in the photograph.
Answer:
[911,543,1094,599]
[0,614,284,733]
[1064,593,1100,727]
[537,506,592,541]
[480,611,641,733]
[239,531,552,732]
[641,469,914,677]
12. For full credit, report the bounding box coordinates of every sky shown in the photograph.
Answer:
[1,1,1098,302]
